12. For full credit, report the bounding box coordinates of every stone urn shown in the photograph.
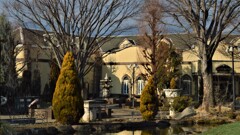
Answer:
[163,89,181,118]
[163,89,181,98]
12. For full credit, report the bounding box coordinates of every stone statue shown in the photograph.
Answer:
[100,74,112,98]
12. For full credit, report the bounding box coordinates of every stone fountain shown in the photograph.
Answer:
[100,73,112,98]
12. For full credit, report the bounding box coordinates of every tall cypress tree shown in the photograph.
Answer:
[52,52,84,124]
[31,69,41,96]
[0,14,17,96]
[48,59,60,101]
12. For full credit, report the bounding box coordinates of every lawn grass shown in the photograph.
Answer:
[202,122,240,135]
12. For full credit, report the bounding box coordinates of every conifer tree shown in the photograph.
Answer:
[52,52,84,124]
[31,69,41,96]
[0,14,18,94]
[49,59,60,102]
[140,77,158,121]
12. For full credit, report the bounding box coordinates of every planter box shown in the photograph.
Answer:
[163,89,181,98]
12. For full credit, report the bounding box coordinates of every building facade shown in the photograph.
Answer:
[15,27,240,102]
[101,35,240,102]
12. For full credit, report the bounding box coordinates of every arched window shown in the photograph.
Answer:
[216,64,231,73]
[181,75,192,95]
[122,76,130,95]
[137,77,145,95]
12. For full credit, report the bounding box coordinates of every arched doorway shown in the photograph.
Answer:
[181,74,192,95]
[214,64,233,103]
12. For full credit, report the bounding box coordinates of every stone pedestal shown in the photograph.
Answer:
[169,108,176,117]
[82,100,106,122]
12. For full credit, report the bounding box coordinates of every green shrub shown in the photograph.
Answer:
[31,69,41,96]
[172,96,192,112]
[226,111,237,119]
[49,59,60,102]
[170,78,176,89]
[236,114,240,121]
[52,52,84,124]
[0,122,15,134]
[140,77,158,121]
[20,70,31,96]
[159,97,170,111]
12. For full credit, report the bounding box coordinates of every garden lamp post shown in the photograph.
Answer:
[227,44,237,110]
[0,39,7,117]
[132,65,136,108]
[231,45,235,111]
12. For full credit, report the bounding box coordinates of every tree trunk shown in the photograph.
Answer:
[198,75,203,103]
[201,56,214,112]
[79,76,88,100]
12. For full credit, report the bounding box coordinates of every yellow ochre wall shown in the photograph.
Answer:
[16,45,52,95]
[182,43,240,74]
[182,41,240,96]
[102,46,149,95]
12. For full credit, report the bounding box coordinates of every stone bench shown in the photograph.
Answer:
[105,104,119,117]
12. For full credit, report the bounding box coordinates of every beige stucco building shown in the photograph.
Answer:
[14,27,51,96]
[101,39,149,98]
[14,27,240,102]
[101,35,240,102]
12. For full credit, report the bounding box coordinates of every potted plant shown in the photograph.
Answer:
[164,77,181,98]
[158,50,182,97]
[158,50,182,117]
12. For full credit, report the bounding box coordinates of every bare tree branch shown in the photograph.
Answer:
[165,0,240,112]
[5,0,140,94]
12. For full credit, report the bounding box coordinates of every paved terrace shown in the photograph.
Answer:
[0,107,168,124]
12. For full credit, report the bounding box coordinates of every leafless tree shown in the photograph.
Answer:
[139,0,164,74]
[165,0,240,112]
[138,0,167,88]
[5,0,140,97]
[138,0,181,91]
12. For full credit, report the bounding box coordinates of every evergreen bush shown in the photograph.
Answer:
[140,77,158,121]
[172,96,192,112]
[31,69,41,96]
[0,122,15,135]
[52,52,84,124]
[49,59,60,102]
[20,70,31,96]
[226,111,236,119]
[170,78,176,89]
